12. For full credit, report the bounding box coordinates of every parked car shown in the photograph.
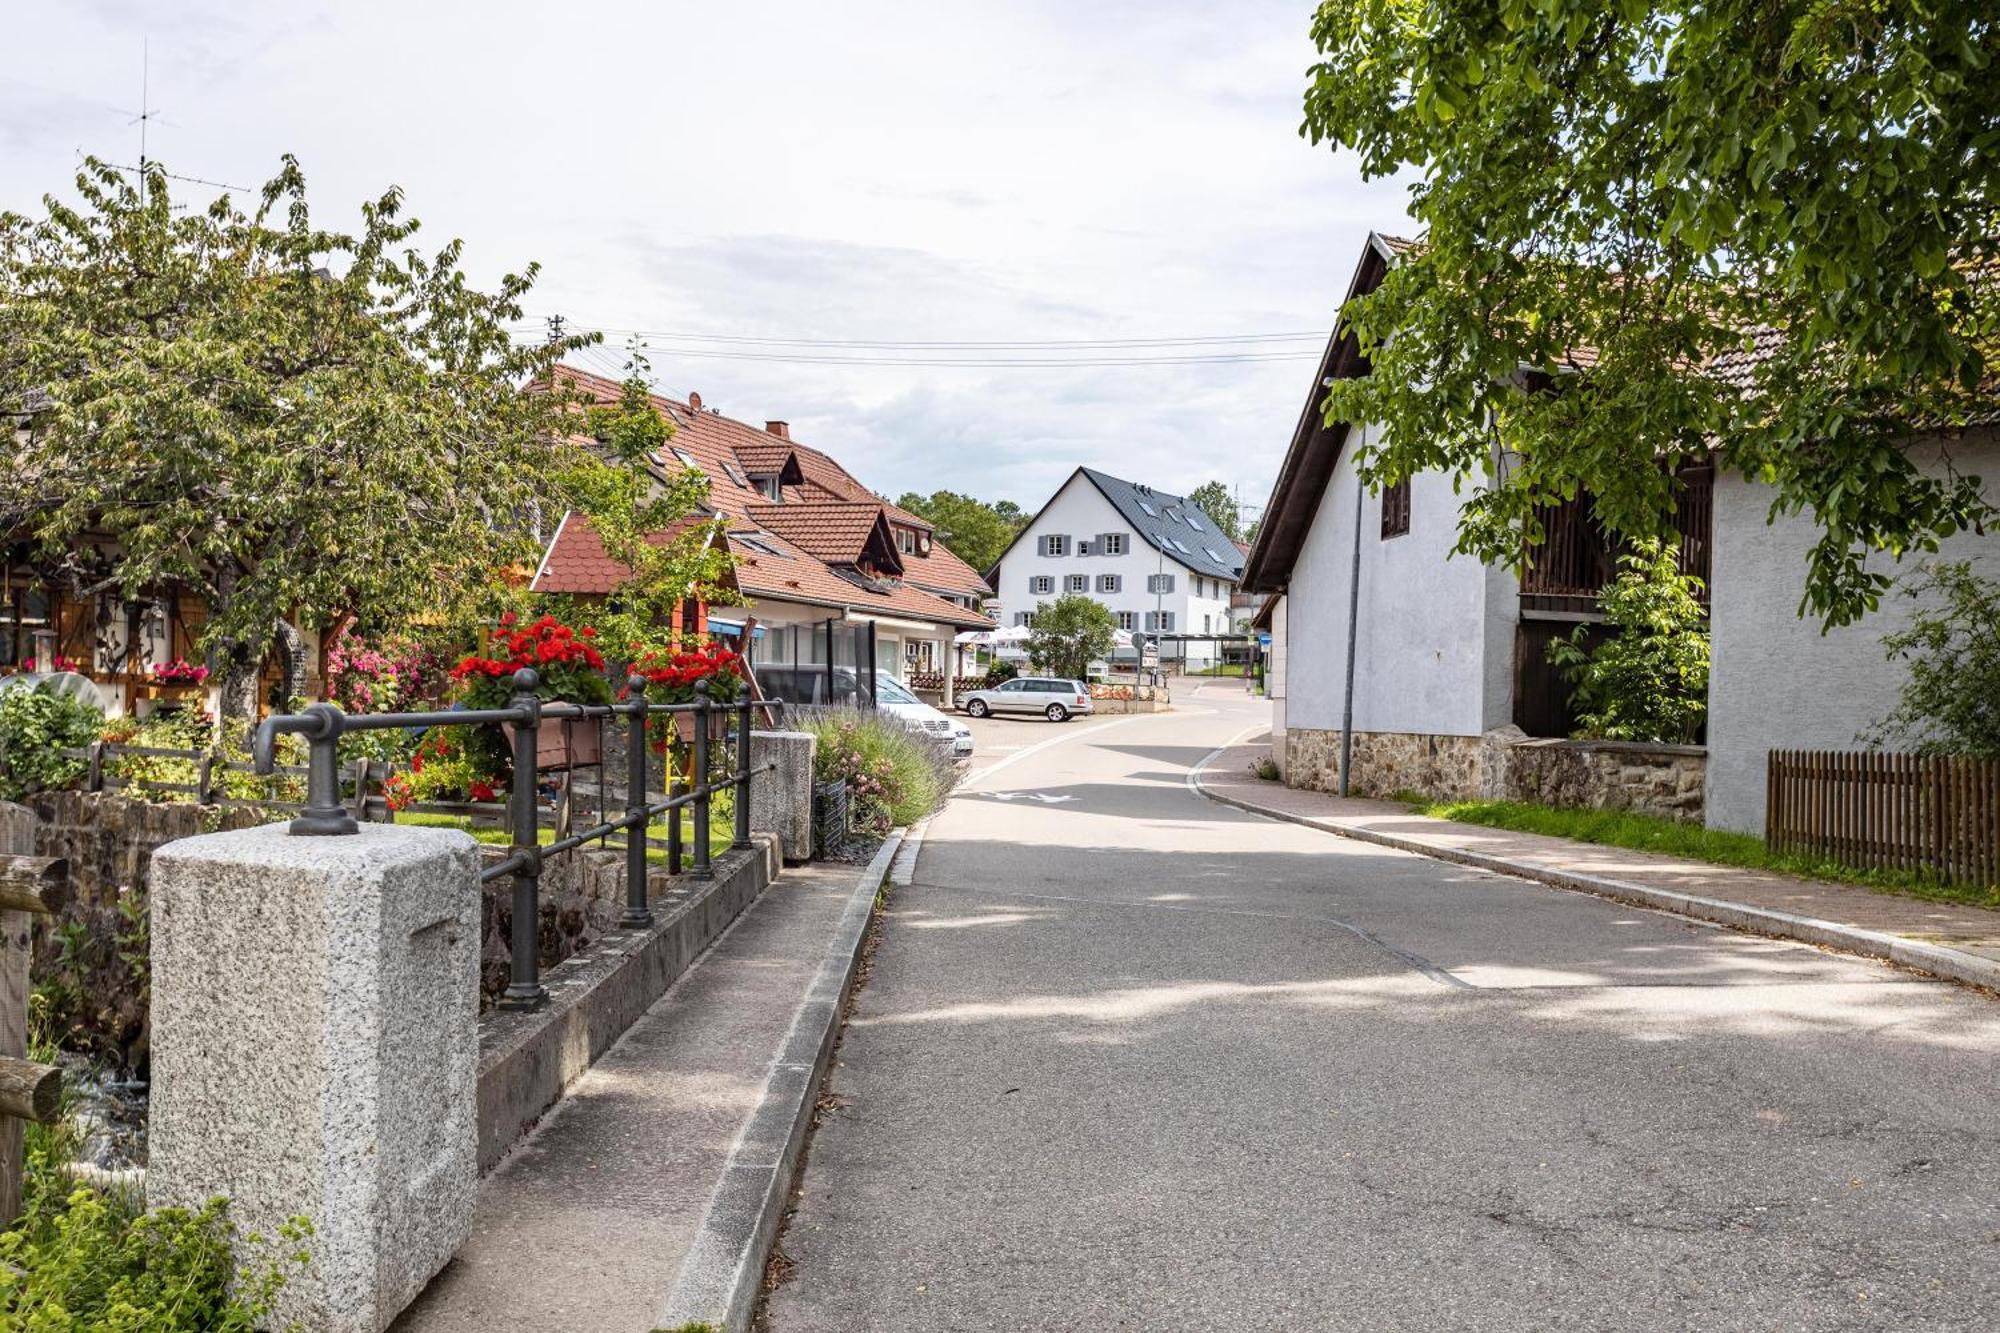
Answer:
[958,676,1095,722]
[875,672,975,759]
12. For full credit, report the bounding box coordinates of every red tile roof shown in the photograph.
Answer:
[728,524,993,628]
[543,364,993,628]
[531,512,715,594]
[746,502,894,566]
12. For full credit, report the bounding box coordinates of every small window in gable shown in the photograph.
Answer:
[1381,477,1411,539]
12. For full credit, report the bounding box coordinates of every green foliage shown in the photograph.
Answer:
[1302,1,1999,627]
[892,490,1030,574]
[571,349,734,633]
[1547,542,1709,743]
[1408,798,2000,911]
[0,1187,311,1331]
[1025,594,1118,681]
[800,711,957,834]
[1867,561,2000,758]
[0,688,103,800]
[0,157,604,713]
[1185,481,1243,542]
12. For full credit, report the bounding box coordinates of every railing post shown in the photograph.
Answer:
[500,668,546,1011]
[622,674,652,928]
[691,679,713,879]
[733,699,753,850]
[291,702,358,836]
[668,775,684,876]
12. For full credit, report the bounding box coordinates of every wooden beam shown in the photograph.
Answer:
[0,1057,59,1124]
[0,855,66,916]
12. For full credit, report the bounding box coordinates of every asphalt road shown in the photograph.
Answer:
[763,685,2000,1332]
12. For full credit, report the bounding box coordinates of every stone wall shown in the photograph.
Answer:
[1489,734,1707,822]
[1285,728,1486,801]
[1284,726,1707,821]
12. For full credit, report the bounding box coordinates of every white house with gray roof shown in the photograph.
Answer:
[990,467,1246,669]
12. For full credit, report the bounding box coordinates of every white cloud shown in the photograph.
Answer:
[1,0,1413,518]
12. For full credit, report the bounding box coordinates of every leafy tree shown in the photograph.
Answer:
[0,687,103,800]
[1547,541,1709,743]
[0,158,599,720]
[565,346,735,652]
[1302,2,1999,627]
[894,490,1029,575]
[1867,562,2000,757]
[1185,481,1242,541]
[1027,593,1118,680]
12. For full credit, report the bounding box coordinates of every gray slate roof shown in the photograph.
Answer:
[1077,467,1246,581]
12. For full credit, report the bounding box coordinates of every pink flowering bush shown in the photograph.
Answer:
[326,629,452,714]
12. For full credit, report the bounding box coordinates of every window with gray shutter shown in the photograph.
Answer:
[1101,533,1126,556]
[1147,573,1175,594]
[1065,574,1088,593]
[1097,574,1121,593]
[1039,534,1070,557]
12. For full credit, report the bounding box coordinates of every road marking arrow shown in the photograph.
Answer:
[988,791,1076,804]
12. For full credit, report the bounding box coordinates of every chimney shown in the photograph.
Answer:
[688,391,702,411]
[765,420,790,439]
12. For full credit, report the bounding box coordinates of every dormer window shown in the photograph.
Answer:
[896,527,917,554]
[751,475,783,502]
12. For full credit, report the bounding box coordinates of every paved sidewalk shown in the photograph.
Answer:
[394,855,887,1333]
[1196,735,2000,990]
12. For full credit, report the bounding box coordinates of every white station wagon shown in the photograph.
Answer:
[958,676,1095,723]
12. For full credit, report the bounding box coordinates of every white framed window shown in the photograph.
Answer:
[1147,573,1175,594]
[1065,574,1089,593]
[1203,614,1212,633]
[1097,574,1121,593]
[1101,532,1126,556]
[1030,575,1055,595]
[1115,611,1137,630]
[1014,611,1031,627]
[1144,611,1176,632]
[1039,534,1070,557]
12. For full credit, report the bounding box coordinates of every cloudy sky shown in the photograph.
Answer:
[3,1,1411,519]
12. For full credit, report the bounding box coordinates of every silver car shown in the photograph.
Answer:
[959,676,1095,723]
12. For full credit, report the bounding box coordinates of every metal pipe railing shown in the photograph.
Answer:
[252,666,780,1012]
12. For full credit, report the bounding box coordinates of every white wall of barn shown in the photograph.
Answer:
[1284,424,1516,737]
[1704,430,2000,835]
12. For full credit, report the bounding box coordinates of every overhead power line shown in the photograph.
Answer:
[506,322,1326,352]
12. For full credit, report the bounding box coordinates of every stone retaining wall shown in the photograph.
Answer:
[1487,734,1706,822]
[1285,728,1486,801]
[1284,727,1707,822]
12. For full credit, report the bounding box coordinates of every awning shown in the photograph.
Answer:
[705,616,766,639]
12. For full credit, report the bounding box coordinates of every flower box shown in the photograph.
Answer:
[669,710,733,744]
[536,717,603,769]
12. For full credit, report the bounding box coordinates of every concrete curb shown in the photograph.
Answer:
[655,832,906,1333]
[1190,750,2000,997]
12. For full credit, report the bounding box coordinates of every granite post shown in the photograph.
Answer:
[749,730,816,862]
[149,823,481,1333]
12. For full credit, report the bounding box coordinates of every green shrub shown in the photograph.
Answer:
[1547,539,1709,743]
[1868,560,2000,757]
[0,1189,310,1330]
[799,710,957,834]
[0,688,104,801]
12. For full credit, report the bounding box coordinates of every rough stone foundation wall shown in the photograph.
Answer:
[1285,728,1486,801]
[1284,727,1707,821]
[1490,734,1706,822]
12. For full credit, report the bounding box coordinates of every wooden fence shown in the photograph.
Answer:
[57,741,392,822]
[1766,750,2000,886]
